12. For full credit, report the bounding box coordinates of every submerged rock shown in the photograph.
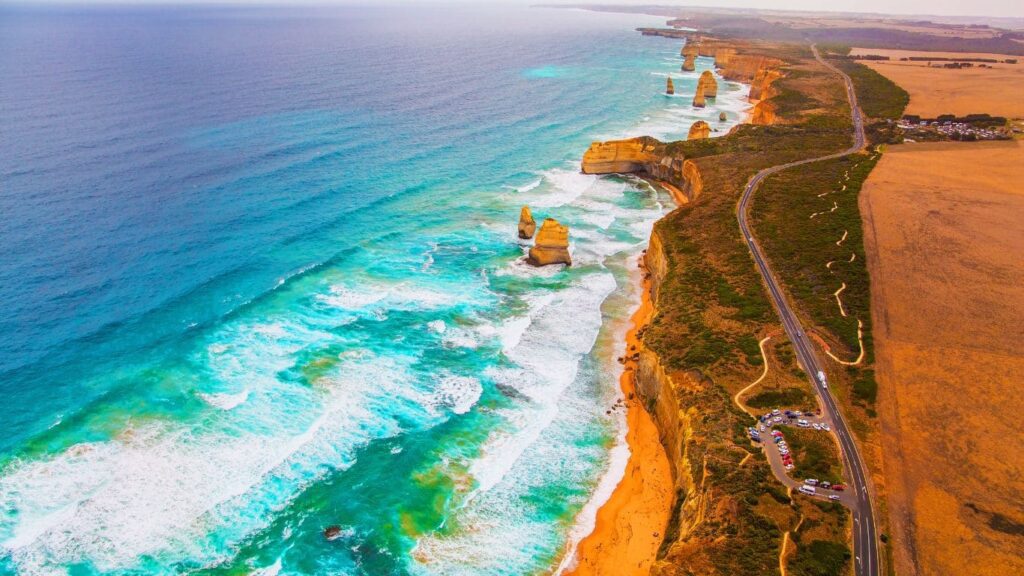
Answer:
[688,120,711,140]
[527,218,571,266]
[324,526,343,541]
[666,76,675,95]
[518,205,536,239]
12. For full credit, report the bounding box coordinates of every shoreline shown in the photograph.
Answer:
[561,260,674,576]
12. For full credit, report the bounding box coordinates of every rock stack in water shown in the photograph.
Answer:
[518,206,536,239]
[682,55,696,72]
[719,111,728,122]
[527,218,571,266]
[687,120,711,140]
[692,85,706,108]
[698,70,718,98]
[666,76,675,95]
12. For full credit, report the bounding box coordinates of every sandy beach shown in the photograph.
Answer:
[564,264,675,576]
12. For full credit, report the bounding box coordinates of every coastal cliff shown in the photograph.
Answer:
[581,138,704,203]
[574,32,863,575]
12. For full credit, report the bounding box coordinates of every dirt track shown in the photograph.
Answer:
[860,140,1024,576]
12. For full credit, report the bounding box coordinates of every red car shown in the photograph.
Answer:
[832,484,846,492]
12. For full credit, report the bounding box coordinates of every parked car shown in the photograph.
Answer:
[804,479,819,486]
[772,409,781,415]
[812,423,821,430]
[821,424,831,431]
[829,495,841,501]
[821,481,831,489]
[832,484,846,492]
[798,485,816,495]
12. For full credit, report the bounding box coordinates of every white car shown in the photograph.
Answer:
[812,423,821,430]
[772,409,781,416]
[773,416,783,423]
[759,425,766,432]
[829,495,841,501]
[822,424,831,431]
[785,464,794,470]
[804,478,819,486]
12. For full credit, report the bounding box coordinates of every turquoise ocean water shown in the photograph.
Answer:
[0,5,748,574]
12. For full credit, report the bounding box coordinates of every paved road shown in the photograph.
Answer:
[737,45,879,576]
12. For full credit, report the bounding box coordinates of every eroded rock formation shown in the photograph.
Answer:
[687,120,710,140]
[692,85,706,108]
[719,111,728,122]
[666,76,675,95]
[682,55,696,72]
[581,137,704,203]
[517,206,536,239]
[527,218,571,266]
[697,70,718,98]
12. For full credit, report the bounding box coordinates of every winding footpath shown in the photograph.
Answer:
[737,45,879,576]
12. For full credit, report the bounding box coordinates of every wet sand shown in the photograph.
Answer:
[564,268,674,576]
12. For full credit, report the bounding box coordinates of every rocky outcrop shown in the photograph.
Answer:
[719,111,728,122]
[527,218,571,266]
[749,61,783,101]
[697,70,718,98]
[666,76,675,95]
[681,55,696,72]
[581,137,661,174]
[687,120,710,140]
[692,86,706,108]
[751,101,778,125]
[581,138,704,203]
[517,206,536,239]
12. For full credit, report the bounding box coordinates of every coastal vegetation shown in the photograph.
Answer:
[594,38,860,576]
[785,428,844,485]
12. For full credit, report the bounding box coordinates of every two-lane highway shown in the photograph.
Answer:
[737,46,878,576]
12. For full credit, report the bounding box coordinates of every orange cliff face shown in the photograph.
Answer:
[682,54,696,72]
[581,138,704,203]
[580,137,660,174]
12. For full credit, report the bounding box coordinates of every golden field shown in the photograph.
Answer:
[850,48,1024,118]
[860,141,1024,576]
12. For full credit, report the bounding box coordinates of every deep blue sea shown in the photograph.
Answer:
[0,4,748,574]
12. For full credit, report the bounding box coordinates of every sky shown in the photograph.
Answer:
[5,1,1023,20]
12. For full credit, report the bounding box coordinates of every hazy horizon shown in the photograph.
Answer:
[2,1,1023,22]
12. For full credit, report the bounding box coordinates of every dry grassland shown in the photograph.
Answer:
[860,141,1024,576]
[849,48,1024,118]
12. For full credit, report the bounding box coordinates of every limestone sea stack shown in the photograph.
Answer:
[687,120,711,140]
[527,218,571,266]
[698,70,718,99]
[681,54,696,72]
[719,111,728,122]
[518,206,536,239]
[692,84,706,108]
[666,76,675,95]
